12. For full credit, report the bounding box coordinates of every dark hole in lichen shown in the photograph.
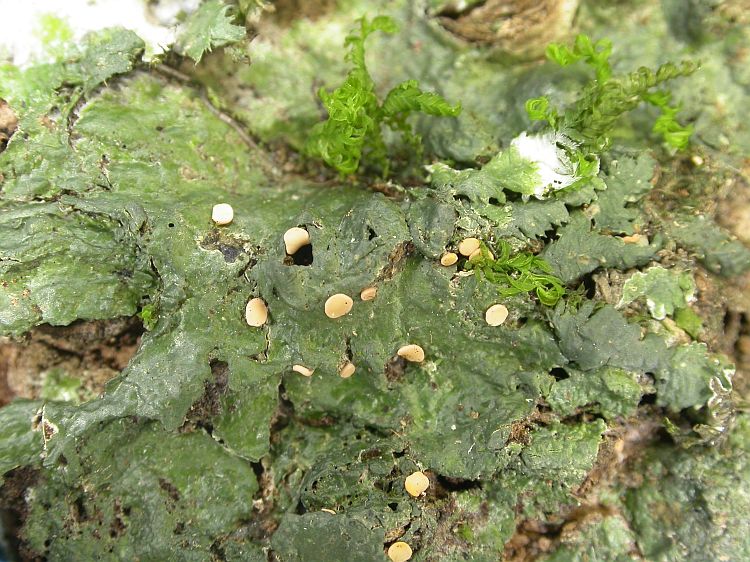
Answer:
[199,230,248,264]
[361,448,382,461]
[367,226,378,240]
[0,466,40,561]
[434,475,482,500]
[181,360,229,433]
[209,539,226,561]
[109,499,127,539]
[581,272,597,299]
[72,494,89,523]
[287,243,314,266]
[158,478,181,502]
[384,356,407,384]
[549,367,569,381]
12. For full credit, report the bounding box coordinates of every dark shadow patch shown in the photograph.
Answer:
[158,478,181,502]
[433,475,482,501]
[199,230,252,264]
[580,272,598,299]
[181,360,230,433]
[377,242,415,283]
[109,499,127,539]
[0,466,42,561]
[384,356,407,384]
[286,243,313,266]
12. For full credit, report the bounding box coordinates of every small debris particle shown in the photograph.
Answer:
[360,286,378,301]
[397,344,425,363]
[387,541,413,562]
[339,362,356,378]
[284,226,311,255]
[292,364,314,377]
[458,237,480,256]
[325,293,354,318]
[621,233,648,245]
[485,304,509,326]
[321,508,336,515]
[211,203,234,225]
[440,252,458,266]
[404,471,430,497]
[245,297,268,327]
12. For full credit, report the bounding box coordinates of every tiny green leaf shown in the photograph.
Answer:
[465,241,566,306]
[175,0,246,63]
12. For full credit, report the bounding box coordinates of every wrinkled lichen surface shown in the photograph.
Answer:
[1,1,749,560]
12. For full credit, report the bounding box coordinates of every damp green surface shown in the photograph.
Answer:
[1,1,749,561]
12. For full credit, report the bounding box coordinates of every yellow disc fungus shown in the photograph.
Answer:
[404,471,430,497]
[397,344,425,363]
[360,286,378,301]
[211,203,233,225]
[292,364,314,377]
[283,227,311,255]
[339,362,356,378]
[440,252,458,266]
[387,541,413,562]
[325,293,354,318]
[245,297,268,327]
[485,304,509,326]
[457,237,480,256]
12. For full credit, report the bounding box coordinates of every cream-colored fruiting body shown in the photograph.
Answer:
[469,248,493,261]
[458,237,480,256]
[397,344,425,363]
[283,227,310,255]
[325,293,354,318]
[485,304,509,326]
[292,364,314,377]
[387,541,413,562]
[404,471,430,497]
[245,298,268,327]
[440,252,458,266]
[622,233,649,246]
[339,362,356,378]
[360,286,378,301]
[211,203,233,225]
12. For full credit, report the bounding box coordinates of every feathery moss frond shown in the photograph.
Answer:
[305,16,461,177]
[527,34,697,153]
